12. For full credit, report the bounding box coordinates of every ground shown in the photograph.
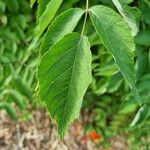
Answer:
[0,108,128,150]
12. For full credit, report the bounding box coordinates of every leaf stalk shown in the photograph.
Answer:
[81,0,89,35]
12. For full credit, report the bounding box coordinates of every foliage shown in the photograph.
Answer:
[1,0,150,149]
[36,0,150,143]
[0,0,37,121]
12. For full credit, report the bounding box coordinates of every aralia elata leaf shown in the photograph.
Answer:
[40,8,84,56]
[37,33,92,138]
[89,5,141,104]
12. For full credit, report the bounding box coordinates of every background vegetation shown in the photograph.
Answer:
[0,0,150,149]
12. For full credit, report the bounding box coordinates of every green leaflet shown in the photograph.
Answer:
[37,0,50,18]
[89,5,140,103]
[36,0,63,38]
[38,33,92,138]
[130,104,149,127]
[40,8,84,56]
[112,0,140,36]
[59,0,80,14]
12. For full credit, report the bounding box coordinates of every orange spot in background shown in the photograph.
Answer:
[88,131,101,141]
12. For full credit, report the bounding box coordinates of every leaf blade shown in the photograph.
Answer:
[112,0,140,36]
[89,5,139,101]
[130,104,149,127]
[38,33,92,138]
[40,8,84,55]
[36,0,63,38]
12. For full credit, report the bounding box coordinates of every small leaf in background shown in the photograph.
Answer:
[4,103,17,121]
[40,8,84,55]
[135,51,148,78]
[130,104,149,127]
[30,0,37,7]
[135,29,150,46]
[139,0,150,24]
[14,77,33,101]
[38,33,92,138]
[9,89,26,110]
[5,0,19,13]
[143,0,150,7]
[36,0,63,38]
[107,72,123,93]
[37,0,50,18]
[58,0,80,14]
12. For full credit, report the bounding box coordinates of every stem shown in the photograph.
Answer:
[81,0,89,35]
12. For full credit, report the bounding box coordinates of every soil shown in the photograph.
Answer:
[0,108,128,150]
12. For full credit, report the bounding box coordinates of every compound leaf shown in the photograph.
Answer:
[38,33,92,138]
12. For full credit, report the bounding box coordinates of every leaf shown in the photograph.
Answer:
[18,0,31,14]
[36,0,63,38]
[143,0,150,7]
[107,72,123,93]
[9,89,26,110]
[92,78,108,95]
[122,0,134,4]
[4,103,17,121]
[5,0,19,13]
[135,29,150,46]
[112,0,140,36]
[135,52,148,78]
[38,33,92,138]
[139,0,150,24]
[14,77,33,101]
[0,1,6,15]
[30,0,37,7]
[58,0,80,14]
[37,0,50,18]
[130,104,149,127]
[40,8,84,55]
[119,99,137,114]
[89,5,140,103]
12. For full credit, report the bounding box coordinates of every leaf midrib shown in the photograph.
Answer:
[59,36,83,130]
